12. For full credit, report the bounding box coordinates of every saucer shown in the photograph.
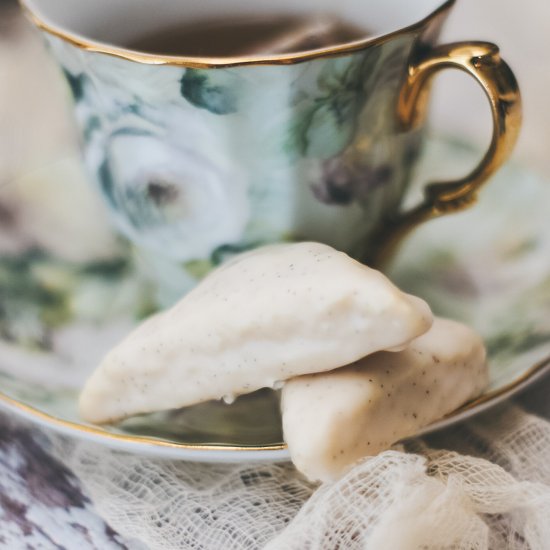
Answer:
[0,138,549,462]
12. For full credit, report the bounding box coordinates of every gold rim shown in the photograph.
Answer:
[449,355,550,414]
[0,355,548,453]
[0,390,286,452]
[19,0,455,68]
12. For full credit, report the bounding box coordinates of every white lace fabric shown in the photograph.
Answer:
[50,404,550,550]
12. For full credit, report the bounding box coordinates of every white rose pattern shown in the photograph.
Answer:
[99,132,248,261]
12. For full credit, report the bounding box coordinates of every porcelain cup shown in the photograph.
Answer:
[22,0,521,302]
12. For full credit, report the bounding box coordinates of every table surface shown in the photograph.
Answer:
[1,2,550,548]
[2,376,549,548]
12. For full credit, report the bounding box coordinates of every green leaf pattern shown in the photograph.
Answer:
[180,69,240,115]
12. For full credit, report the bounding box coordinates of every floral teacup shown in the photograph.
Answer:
[22,0,521,303]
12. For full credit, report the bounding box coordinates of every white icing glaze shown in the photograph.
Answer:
[281,318,488,483]
[79,242,432,423]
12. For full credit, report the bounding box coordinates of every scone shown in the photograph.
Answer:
[80,242,432,423]
[281,317,488,482]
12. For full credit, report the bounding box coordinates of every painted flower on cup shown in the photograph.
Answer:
[287,48,382,160]
[49,37,252,270]
[311,157,394,205]
[98,128,249,262]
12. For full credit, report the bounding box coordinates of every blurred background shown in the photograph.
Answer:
[1,0,549,198]
[434,0,550,175]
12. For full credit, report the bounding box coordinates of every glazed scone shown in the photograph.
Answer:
[281,317,488,483]
[79,242,432,423]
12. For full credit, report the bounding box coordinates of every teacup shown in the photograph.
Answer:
[21,0,521,303]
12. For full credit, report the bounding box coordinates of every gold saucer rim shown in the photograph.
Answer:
[0,354,548,456]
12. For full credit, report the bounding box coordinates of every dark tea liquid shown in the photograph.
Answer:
[128,14,368,57]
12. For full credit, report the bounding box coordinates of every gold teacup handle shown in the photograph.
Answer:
[370,42,522,267]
